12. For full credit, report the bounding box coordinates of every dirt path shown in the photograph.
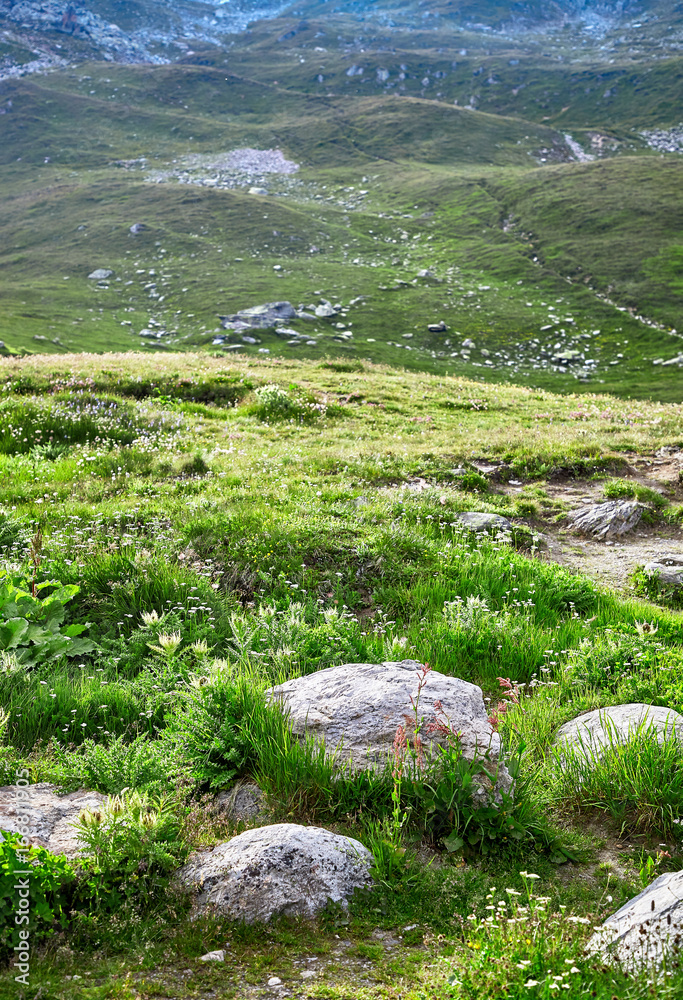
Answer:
[511,452,683,593]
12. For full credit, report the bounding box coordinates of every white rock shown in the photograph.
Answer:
[554,704,683,763]
[644,554,683,588]
[268,977,282,986]
[199,949,226,962]
[266,660,511,800]
[0,783,106,857]
[177,823,373,924]
[88,268,113,280]
[587,870,683,969]
[456,511,512,534]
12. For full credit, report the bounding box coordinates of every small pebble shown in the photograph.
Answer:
[199,949,225,962]
[268,977,282,987]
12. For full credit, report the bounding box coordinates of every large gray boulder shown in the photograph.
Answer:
[587,870,683,970]
[219,302,296,330]
[554,704,683,762]
[0,783,106,858]
[567,500,642,540]
[177,823,373,923]
[644,554,683,588]
[266,660,511,800]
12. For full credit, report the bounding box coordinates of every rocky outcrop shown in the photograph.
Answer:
[554,704,683,762]
[587,870,683,969]
[177,823,373,923]
[0,783,106,858]
[219,301,297,333]
[567,500,642,540]
[266,660,512,801]
[0,0,161,63]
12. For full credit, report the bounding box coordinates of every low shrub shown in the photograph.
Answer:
[163,663,261,790]
[74,790,188,913]
[0,831,74,960]
[52,734,178,796]
[252,383,327,424]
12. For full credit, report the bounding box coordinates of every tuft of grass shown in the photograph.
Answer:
[549,727,683,839]
[603,477,668,508]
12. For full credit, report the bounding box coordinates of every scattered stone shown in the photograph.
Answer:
[301,970,316,979]
[644,554,683,588]
[417,269,441,282]
[129,223,146,234]
[274,327,301,339]
[552,349,583,363]
[214,783,265,822]
[177,823,373,923]
[315,303,337,318]
[241,336,259,344]
[428,321,447,332]
[554,704,683,763]
[567,500,642,540]
[87,268,113,280]
[456,512,513,534]
[587,870,683,969]
[266,660,512,801]
[268,977,282,987]
[249,187,269,195]
[218,149,298,174]
[371,928,400,947]
[0,783,106,858]
[462,338,476,350]
[199,949,226,962]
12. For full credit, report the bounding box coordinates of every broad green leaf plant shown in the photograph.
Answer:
[0,570,96,671]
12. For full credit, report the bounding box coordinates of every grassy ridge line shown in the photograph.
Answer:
[0,68,572,169]
[1,149,682,400]
[2,351,682,464]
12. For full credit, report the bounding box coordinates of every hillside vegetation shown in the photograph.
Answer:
[0,353,683,996]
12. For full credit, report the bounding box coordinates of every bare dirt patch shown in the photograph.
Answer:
[512,453,683,593]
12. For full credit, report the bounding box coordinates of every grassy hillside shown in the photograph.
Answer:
[1,352,683,997]
[1,61,683,402]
